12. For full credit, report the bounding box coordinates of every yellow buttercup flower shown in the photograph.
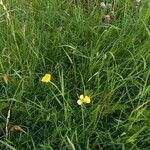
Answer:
[41,73,51,83]
[77,95,91,105]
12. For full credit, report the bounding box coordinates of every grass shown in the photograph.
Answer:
[0,0,150,149]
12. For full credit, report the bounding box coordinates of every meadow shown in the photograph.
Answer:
[0,0,150,149]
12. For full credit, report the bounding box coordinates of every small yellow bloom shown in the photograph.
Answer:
[77,95,91,105]
[41,74,51,83]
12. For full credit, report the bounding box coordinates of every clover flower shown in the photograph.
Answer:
[102,14,110,24]
[41,73,51,83]
[134,0,141,7]
[99,2,106,9]
[77,95,91,105]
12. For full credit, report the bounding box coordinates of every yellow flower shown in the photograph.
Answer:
[41,73,51,83]
[77,95,91,105]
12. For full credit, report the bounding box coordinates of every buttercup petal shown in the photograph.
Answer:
[84,96,90,103]
[77,100,83,105]
[79,95,84,100]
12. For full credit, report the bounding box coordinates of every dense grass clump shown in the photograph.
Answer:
[0,0,150,149]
